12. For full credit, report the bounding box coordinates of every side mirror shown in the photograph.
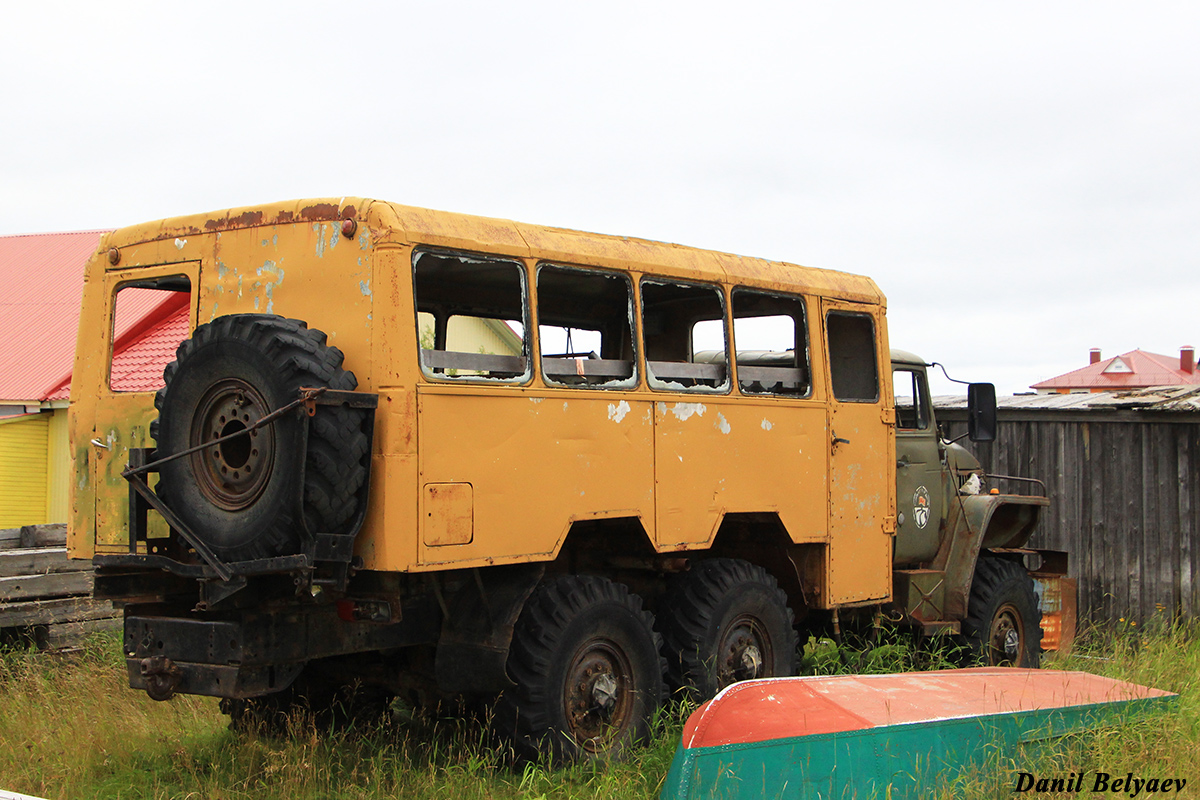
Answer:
[967,383,997,442]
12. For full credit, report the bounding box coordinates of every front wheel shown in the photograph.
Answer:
[962,555,1042,667]
[496,576,665,763]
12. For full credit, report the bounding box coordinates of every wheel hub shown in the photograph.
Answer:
[190,379,275,511]
[564,640,633,752]
[717,615,771,688]
[988,602,1026,666]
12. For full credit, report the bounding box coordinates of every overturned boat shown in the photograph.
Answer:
[661,668,1176,800]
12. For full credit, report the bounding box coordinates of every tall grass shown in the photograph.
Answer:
[1,620,1196,799]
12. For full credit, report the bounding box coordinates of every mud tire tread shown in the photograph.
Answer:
[658,558,797,700]
[153,314,367,561]
[962,555,1043,668]
[496,575,665,764]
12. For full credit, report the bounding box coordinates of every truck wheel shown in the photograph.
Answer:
[659,558,797,700]
[496,575,665,763]
[152,314,368,562]
[962,556,1042,668]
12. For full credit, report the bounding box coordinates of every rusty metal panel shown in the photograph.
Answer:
[197,221,374,391]
[422,483,473,546]
[652,399,829,549]
[414,387,655,568]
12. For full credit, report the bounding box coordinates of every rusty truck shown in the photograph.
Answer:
[68,198,1070,760]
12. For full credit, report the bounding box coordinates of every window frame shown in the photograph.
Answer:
[535,262,639,391]
[411,247,532,386]
[729,287,813,399]
[892,366,932,431]
[638,276,732,395]
[107,275,193,394]
[825,309,880,403]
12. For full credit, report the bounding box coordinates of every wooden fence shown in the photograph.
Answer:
[938,397,1200,625]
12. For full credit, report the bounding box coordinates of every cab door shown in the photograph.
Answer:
[892,365,943,565]
[822,302,893,604]
[90,265,197,553]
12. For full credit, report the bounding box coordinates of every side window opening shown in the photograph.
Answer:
[537,264,636,389]
[893,367,930,430]
[641,279,728,392]
[109,277,192,393]
[826,311,879,402]
[413,250,530,382]
[729,289,811,397]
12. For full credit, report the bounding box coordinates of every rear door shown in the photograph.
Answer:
[91,265,196,553]
[822,302,893,604]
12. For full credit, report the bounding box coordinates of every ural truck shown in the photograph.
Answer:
[69,198,1070,760]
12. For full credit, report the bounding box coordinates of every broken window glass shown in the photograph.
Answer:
[413,250,530,382]
[537,264,636,388]
[826,311,879,402]
[641,279,729,392]
[728,289,811,397]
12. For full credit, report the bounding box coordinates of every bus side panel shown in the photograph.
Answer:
[654,399,829,547]
[414,387,655,567]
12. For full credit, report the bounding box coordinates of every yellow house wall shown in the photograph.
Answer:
[46,408,70,523]
[0,414,49,528]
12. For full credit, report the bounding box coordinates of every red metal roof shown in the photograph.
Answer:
[0,231,107,403]
[109,296,190,393]
[1032,349,1200,391]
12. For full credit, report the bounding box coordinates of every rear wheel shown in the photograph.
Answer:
[963,555,1042,667]
[153,314,367,562]
[496,576,664,763]
[659,558,797,700]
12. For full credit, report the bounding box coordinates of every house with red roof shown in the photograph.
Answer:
[0,231,187,527]
[1032,347,1200,394]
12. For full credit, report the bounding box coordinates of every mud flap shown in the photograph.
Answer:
[434,563,545,694]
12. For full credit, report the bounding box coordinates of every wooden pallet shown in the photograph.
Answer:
[0,524,120,650]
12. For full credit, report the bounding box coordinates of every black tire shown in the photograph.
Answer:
[962,555,1042,668]
[659,558,798,700]
[152,314,368,562]
[496,575,665,764]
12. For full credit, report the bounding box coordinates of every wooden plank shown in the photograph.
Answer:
[0,524,67,550]
[0,596,117,628]
[1181,428,1196,616]
[0,548,90,578]
[0,571,93,602]
[45,617,123,650]
[0,528,20,550]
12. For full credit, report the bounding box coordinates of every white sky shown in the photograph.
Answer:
[3,2,1197,395]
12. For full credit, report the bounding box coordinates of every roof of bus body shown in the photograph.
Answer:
[100,197,886,307]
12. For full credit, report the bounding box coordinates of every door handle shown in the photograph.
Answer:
[90,438,110,450]
[897,456,910,468]
[832,434,850,447]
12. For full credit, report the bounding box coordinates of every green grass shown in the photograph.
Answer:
[1,620,1196,799]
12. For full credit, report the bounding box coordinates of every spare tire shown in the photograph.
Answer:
[152,314,368,562]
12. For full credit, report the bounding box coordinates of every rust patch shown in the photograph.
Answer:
[300,203,340,222]
[230,210,265,228]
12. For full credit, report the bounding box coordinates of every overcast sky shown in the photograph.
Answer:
[3,2,1197,395]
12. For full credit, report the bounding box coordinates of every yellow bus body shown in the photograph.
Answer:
[69,198,895,609]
